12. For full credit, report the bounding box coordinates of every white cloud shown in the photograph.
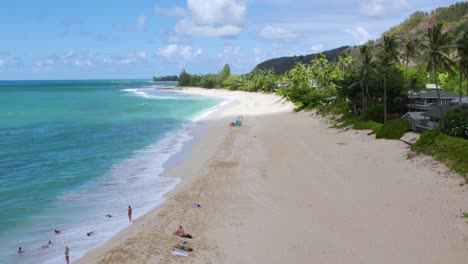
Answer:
[158,44,179,58]
[137,51,147,59]
[179,46,194,60]
[176,18,242,37]
[110,51,149,65]
[58,51,100,67]
[125,15,147,32]
[0,59,5,67]
[158,44,203,61]
[194,48,203,57]
[259,25,297,41]
[155,6,186,17]
[360,0,410,17]
[345,26,372,44]
[175,0,246,38]
[188,0,245,26]
[136,15,146,31]
[72,58,94,67]
[218,43,240,59]
[33,58,56,71]
[310,44,324,53]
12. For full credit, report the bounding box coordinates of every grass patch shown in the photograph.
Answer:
[462,212,468,218]
[354,120,383,133]
[376,118,410,139]
[412,130,468,177]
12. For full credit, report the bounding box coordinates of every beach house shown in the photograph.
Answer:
[407,84,459,111]
[403,84,460,131]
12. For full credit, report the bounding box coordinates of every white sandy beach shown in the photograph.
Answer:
[75,88,468,264]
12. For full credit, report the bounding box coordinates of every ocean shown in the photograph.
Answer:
[0,80,223,264]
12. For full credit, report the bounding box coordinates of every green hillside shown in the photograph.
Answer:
[254,46,349,74]
[384,2,468,40]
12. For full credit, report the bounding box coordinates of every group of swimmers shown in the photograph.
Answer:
[17,205,134,263]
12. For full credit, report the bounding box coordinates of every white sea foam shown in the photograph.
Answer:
[121,88,209,100]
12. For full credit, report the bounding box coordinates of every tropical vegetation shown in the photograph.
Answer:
[412,130,468,177]
[152,75,179,81]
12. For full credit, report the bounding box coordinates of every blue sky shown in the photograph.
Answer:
[0,0,461,80]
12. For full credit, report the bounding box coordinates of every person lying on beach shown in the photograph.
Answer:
[86,231,96,237]
[174,243,193,252]
[17,247,24,254]
[174,226,193,238]
[54,229,61,234]
[41,240,52,249]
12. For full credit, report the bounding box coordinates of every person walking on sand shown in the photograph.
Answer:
[64,246,70,264]
[128,205,132,222]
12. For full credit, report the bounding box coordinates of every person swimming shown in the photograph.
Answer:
[106,214,112,218]
[86,231,96,237]
[41,240,52,249]
[54,229,61,234]
[17,247,24,254]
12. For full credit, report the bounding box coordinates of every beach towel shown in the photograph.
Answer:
[172,249,189,257]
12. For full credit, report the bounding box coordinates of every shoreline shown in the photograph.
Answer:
[76,88,468,264]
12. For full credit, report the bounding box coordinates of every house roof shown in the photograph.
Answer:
[402,112,426,119]
[408,90,459,99]
[426,84,441,90]
[421,104,461,119]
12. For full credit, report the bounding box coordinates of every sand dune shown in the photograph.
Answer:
[76,88,468,264]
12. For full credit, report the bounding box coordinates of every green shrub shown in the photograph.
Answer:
[361,104,384,123]
[223,75,241,90]
[376,118,409,139]
[354,120,383,133]
[444,105,468,139]
[334,111,358,128]
[412,130,468,177]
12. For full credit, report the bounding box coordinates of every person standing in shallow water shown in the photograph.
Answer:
[128,205,132,222]
[64,246,70,264]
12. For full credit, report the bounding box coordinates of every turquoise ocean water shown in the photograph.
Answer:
[0,80,222,264]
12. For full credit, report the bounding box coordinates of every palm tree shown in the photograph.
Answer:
[380,35,400,122]
[338,52,353,78]
[403,40,417,79]
[456,33,468,103]
[348,45,374,111]
[420,23,455,128]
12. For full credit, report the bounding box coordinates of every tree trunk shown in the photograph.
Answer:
[366,84,371,104]
[405,56,409,80]
[384,67,387,122]
[433,57,445,129]
[459,66,463,104]
[361,82,365,112]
